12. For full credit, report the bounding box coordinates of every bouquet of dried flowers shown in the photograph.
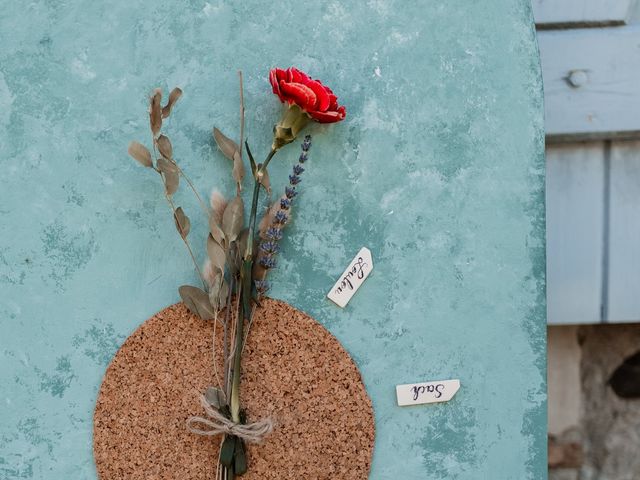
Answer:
[127,67,345,478]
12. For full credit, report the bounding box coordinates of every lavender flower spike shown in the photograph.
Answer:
[255,136,313,296]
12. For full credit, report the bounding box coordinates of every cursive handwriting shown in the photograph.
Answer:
[334,256,368,294]
[411,383,445,401]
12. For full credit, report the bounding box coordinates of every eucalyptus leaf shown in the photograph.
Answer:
[162,87,182,118]
[178,285,215,320]
[208,269,224,310]
[234,438,247,475]
[149,88,162,137]
[156,134,173,159]
[226,242,240,277]
[235,228,249,267]
[163,170,179,195]
[128,141,153,167]
[222,195,244,243]
[218,279,229,308]
[157,157,178,174]
[209,215,226,247]
[173,207,190,238]
[205,386,227,409]
[207,234,226,272]
[213,127,240,161]
[219,435,236,468]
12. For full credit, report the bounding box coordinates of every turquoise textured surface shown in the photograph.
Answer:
[0,1,546,478]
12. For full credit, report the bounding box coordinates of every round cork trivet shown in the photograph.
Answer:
[93,298,374,479]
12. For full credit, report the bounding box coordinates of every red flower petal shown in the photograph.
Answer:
[306,80,330,111]
[269,69,285,102]
[308,107,346,123]
[328,93,338,110]
[276,68,288,82]
[288,67,310,84]
[279,80,317,111]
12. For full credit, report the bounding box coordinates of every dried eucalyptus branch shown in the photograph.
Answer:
[128,87,207,290]
[160,183,206,289]
[151,132,207,290]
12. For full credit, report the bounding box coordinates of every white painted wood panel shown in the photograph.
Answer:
[539,26,640,141]
[533,0,633,27]
[547,144,605,324]
[608,141,640,321]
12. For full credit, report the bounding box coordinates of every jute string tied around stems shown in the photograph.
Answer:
[186,394,274,444]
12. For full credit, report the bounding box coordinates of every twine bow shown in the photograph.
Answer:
[186,394,274,444]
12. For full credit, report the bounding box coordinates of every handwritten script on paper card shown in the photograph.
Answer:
[327,247,373,308]
[396,379,460,407]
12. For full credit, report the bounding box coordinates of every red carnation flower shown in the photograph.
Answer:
[270,67,346,124]
[268,67,346,151]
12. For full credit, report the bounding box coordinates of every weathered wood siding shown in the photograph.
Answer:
[608,142,640,321]
[539,0,640,324]
[533,0,633,27]
[539,27,640,141]
[547,140,640,324]
[546,144,605,323]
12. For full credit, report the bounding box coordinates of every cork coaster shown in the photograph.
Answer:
[93,298,375,479]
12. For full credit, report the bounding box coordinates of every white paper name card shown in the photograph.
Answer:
[396,379,460,407]
[327,247,373,308]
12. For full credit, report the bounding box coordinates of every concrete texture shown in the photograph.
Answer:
[548,324,640,480]
[0,0,546,478]
[579,324,640,480]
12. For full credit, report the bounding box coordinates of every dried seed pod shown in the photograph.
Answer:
[157,157,178,174]
[162,87,182,118]
[173,207,190,238]
[156,134,173,159]
[149,88,163,137]
[128,141,153,167]
[163,169,179,195]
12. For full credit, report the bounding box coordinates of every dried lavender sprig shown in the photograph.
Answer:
[254,135,312,295]
[301,135,311,152]
[254,279,269,295]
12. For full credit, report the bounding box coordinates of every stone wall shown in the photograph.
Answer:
[549,324,640,480]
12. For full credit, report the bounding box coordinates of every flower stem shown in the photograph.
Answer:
[229,148,278,423]
[150,132,207,289]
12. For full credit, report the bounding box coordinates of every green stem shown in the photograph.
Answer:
[229,148,278,423]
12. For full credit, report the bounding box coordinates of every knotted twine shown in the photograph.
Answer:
[186,394,274,444]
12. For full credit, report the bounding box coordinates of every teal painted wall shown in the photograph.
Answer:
[0,1,546,478]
